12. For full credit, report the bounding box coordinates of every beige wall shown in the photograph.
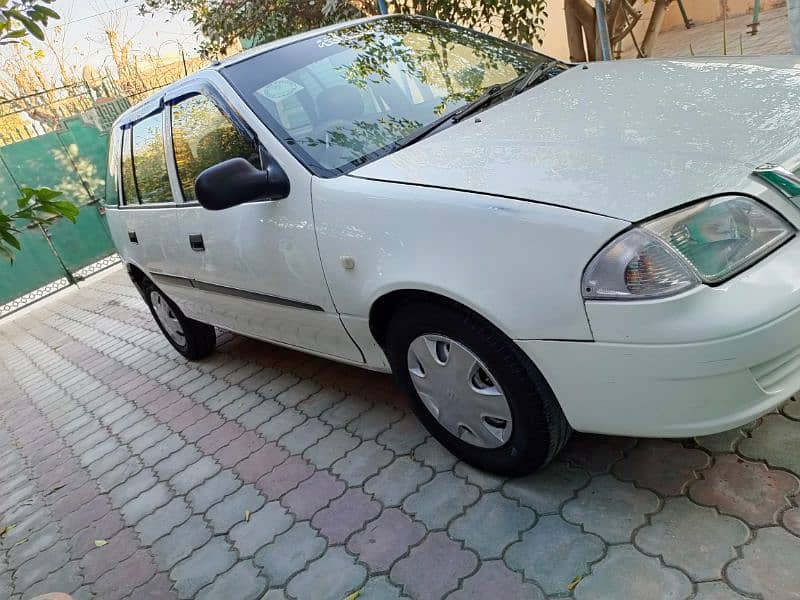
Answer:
[533,0,786,60]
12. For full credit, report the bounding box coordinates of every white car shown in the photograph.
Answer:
[105,14,800,474]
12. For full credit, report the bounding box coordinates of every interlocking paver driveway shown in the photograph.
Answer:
[1,267,799,600]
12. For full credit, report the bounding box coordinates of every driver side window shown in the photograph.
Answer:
[170,94,259,202]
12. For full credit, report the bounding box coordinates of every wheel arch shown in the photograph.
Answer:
[368,288,506,350]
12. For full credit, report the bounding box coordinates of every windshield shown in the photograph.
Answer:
[223,16,548,176]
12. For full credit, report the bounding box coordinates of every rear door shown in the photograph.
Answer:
[107,109,178,277]
[157,75,364,364]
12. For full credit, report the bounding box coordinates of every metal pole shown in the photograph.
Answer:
[595,0,613,61]
[376,0,388,15]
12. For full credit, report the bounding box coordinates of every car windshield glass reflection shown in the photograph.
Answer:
[224,16,549,175]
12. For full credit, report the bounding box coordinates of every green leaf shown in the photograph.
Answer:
[0,243,14,263]
[0,229,20,250]
[15,14,44,40]
[32,187,62,202]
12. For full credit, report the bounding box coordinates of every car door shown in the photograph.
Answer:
[108,109,178,278]
[155,76,364,364]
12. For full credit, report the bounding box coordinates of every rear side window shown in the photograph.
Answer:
[131,112,172,204]
[120,128,138,205]
[170,94,258,202]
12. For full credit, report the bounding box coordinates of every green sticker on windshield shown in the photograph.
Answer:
[259,78,304,102]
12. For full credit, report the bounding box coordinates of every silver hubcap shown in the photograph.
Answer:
[150,290,186,346]
[407,334,513,449]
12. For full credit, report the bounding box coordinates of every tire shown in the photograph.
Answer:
[142,279,217,360]
[385,301,571,475]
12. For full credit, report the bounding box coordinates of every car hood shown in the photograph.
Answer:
[350,56,800,222]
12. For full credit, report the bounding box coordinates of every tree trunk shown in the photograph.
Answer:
[641,0,670,57]
[789,0,800,53]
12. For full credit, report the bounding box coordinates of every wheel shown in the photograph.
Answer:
[143,279,217,360]
[385,301,571,475]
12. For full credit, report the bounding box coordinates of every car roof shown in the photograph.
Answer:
[113,14,390,129]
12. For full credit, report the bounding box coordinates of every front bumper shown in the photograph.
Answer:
[519,237,800,437]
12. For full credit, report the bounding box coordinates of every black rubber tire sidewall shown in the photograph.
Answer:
[386,301,569,476]
[143,279,216,361]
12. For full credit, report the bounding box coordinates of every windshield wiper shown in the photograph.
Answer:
[395,84,507,149]
[513,59,563,95]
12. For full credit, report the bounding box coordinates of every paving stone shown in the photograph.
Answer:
[332,440,394,486]
[311,488,381,543]
[206,484,266,534]
[637,497,749,579]
[357,575,404,600]
[237,398,283,429]
[80,527,140,583]
[88,446,131,478]
[282,471,345,519]
[453,462,507,491]
[169,455,220,495]
[150,515,212,570]
[782,395,800,420]
[129,571,178,600]
[229,500,293,557]
[689,454,799,526]
[279,417,331,454]
[377,414,428,455]
[20,560,83,598]
[693,581,750,599]
[121,481,171,525]
[783,506,800,536]
[403,471,480,529]
[215,429,265,467]
[12,539,70,589]
[69,510,126,559]
[448,560,545,600]
[98,456,143,492]
[694,429,746,453]
[614,439,711,496]
[561,434,636,474]
[346,402,402,439]
[127,424,170,453]
[197,560,267,600]
[140,433,184,467]
[412,437,455,472]
[257,408,305,441]
[319,396,368,428]
[303,429,360,468]
[254,521,327,585]
[187,469,241,513]
[390,532,477,600]
[257,373,300,400]
[502,460,589,513]
[182,413,226,445]
[347,508,426,571]
[60,495,114,537]
[135,497,192,545]
[276,379,322,408]
[170,536,237,599]
[287,546,366,600]
[235,442,289,484]
[505,514,604,595]
[203,385,246,412]
[110,469,159,509]
[154,445,202,481]
[297,388,345,417]
[562,474,660,543]
[448,492,534,559]
[221,391,265,421]
[255,455,314,500]
[726,527,800,600]
[739,414,800,475]
[92,549,158,600]
[574,545,691,600]
[364,456,433,507]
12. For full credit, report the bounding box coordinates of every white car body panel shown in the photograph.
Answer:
[103,21,800,438]
[353,56,800,221]
[312,175,627,344]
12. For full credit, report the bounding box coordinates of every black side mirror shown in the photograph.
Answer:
[194,155,290,211]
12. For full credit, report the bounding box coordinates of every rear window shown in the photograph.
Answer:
[131,112,172,204]
[120,128,137,205]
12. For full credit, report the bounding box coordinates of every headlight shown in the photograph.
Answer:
[582,195,794,300]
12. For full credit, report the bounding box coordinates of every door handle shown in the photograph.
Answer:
[128,231,138,243]
[189,234,205,251]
